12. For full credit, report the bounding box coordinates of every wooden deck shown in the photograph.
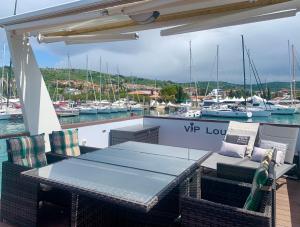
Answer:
[0,177,299,227]
[276,178,300,227]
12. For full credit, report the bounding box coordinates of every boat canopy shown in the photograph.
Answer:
[0,0,299,44]
[0,0,299,137]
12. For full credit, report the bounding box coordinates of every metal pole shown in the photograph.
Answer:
[99,56,102,102]
[288,41,293,105]
[242,35,247,108]
[216,45,219,106]
[189,40,192,98]
[292,45,296,102]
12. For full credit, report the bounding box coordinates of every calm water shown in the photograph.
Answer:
[0,111,299,192]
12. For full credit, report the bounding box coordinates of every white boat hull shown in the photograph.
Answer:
[201,109,252,118]
[268,108,295,115]
[248,109,271,117]
[97,108,111,114]
[79,108,98,114]
[0,114,11,120]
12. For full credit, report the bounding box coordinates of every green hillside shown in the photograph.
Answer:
[1,66,299,100]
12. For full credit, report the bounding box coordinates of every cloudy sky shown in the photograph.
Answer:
[0,0,300,84]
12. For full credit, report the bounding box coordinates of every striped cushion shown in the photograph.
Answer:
[6,134,47,168]
[50,129,80,157]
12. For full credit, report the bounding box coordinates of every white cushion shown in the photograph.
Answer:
[259,140,287,164]
[251,147,269,162]
[218,141,247,158]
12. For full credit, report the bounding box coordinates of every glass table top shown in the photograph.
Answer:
[23,158,176,210]
[111,141,211,161]
[78,147,197,176]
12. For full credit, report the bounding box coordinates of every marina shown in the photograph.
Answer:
[0,0,300,227]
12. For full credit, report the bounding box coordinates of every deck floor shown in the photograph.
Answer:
[0,178,299,227]
[276,178,300,227]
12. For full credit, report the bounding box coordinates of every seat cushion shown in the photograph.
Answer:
[50,129,80,157]
[6,134,47,168]
[201,152,245,170]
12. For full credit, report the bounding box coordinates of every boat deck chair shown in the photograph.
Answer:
[201,121,260,170]
[236,124,299,179]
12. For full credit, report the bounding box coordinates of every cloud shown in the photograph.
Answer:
[1,0,300,83]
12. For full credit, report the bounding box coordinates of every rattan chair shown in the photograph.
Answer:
[1,153,70,227]
[180,175,273,227]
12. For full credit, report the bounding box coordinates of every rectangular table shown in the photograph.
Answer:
[111,141,211,162]
[22,142,212,226]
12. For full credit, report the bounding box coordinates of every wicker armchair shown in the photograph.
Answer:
[180,175,273,227]
[1,153,70,227]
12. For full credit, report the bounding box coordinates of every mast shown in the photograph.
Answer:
[99,56,102,103]
[85,55,89,101]
[107,63,116,102]
[216,45,219,105]
[288,41,293,105]
[241,35,247,108]
[248,49,253,98]
[189,40,192,99]
[67,53,71,101]
[117,65,120,102]
[292,44,296,104]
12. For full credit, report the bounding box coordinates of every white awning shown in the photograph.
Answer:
[0,0,299,44]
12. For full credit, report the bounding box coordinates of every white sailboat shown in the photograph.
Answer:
[79,56,98,115]
[202,44,252,119]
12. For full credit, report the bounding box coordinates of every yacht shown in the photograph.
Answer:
[266,102,296,115]
[77,105,98,114]
[130,104,143,111]
[247,107,271,117]
[97,105,111,114]
[202,105,252,118]
[0,107,22,120]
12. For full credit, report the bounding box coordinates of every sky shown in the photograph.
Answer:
[0,0,300,84]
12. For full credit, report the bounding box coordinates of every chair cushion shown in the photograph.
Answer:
[6,134,47,168]
[225,134,250,145]
[218,141,247,158]
[50,129,80,157]
[259,140,287,165]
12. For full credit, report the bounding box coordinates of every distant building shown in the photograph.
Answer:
[128,90,159,97]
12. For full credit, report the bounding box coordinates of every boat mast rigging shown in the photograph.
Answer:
[241,35,247,108]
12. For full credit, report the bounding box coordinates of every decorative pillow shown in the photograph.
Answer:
[50,129,81,157]
[259,140,287,164]
[218,141,247,158]
[251,147,274,163]
[225,134,250,145]
[6,134,47,168]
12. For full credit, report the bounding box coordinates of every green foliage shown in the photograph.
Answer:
[160,85,189,103]
[160,85,177,102]
[175,86,189,103]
